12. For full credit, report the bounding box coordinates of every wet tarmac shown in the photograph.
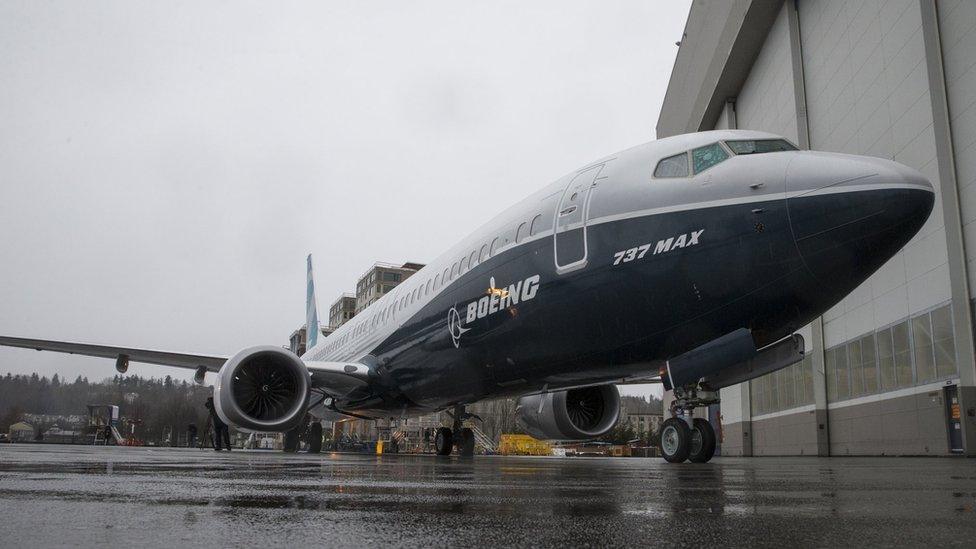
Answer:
[1,445,975,548]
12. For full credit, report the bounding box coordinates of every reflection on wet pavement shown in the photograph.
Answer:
[1,445,974,547]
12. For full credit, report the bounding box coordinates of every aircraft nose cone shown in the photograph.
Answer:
[786,152,934,286]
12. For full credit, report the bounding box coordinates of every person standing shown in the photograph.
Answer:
[186,423,197,448]
[205,396,231,451]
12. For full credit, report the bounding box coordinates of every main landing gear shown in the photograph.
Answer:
[660,384,718,464]
[434,405,479,457]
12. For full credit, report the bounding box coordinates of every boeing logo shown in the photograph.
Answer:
[447,307,470,348]
[448,275,541,347]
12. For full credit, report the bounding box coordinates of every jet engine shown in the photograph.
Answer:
[516,385,620,440]
[214,345,310,432]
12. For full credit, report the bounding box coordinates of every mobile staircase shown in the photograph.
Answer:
[470,424,496,454]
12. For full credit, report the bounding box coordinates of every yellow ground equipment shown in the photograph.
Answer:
[498,434,552,456]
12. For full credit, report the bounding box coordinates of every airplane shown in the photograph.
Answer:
[0,129,934,463]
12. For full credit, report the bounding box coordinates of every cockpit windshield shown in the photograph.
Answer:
[724,139,797,155]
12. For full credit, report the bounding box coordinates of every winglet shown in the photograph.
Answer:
[306,254,320,350]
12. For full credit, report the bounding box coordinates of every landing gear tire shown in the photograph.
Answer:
[308,422,323,454]
[283,427,300,453]
[660,417,692,463]
[434,427,453,456]
[458,428,475,456]
[688,418,716,463]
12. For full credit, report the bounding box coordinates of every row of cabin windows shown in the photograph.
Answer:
[653,139,797,178]
[389,211,549,314]
[322,211,556,356]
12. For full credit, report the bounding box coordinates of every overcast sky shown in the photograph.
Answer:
[0,1,690,398]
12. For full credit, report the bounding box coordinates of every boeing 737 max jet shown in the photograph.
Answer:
[0,130,934,463]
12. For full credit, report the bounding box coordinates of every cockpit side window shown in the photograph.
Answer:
[692,143,729,174]
[725,139,797,155]
[653,153,689,178]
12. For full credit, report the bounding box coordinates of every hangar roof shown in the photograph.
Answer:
[656,0,785,138]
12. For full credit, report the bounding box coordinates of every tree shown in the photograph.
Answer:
[1,405,24,431]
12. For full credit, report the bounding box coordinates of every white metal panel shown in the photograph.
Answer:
[734,4,798,142]
[873,286,911,329]
[720,382,744,424]
[800,0,950,344]
[939,0,976,297]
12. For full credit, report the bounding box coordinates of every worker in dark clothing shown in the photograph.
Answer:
[187,423,198,448]
[205,397,231,451]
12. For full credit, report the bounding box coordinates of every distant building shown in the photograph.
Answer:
[354,262,423,314]
[625,414,662,441]
[8,422,34,442]
[619,397,664,441]
[289,324,336,356]
[328,294,357,329]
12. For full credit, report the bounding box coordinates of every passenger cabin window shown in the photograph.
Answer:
[654,153,689,178]
[692,143,729,174]
[529,214,542,236]
[460,256,468,273]
[469,250,478,268]
[489,237,499,256]
[515,222,527,243]
[725,139,797,155]
[479,244,488,262]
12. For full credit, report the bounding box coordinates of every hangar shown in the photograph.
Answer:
[658,0,976,456]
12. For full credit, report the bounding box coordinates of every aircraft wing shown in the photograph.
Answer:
[0,335,227,371]
[0,335,372,395]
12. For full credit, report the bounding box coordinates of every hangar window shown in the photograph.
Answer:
[489,237,499,256]
[931,305,957,379]
[460,256,468,274]
[529,214,543,236]
[891,321,913,388]
[858,333,879,395]
[692,143,729,174]
[748,355,813,416]
[479,244,489,262]
[725,139,797,155]
[913,313,936,383]
[515,222,527,243]
[469,250,478,268]
[451,262,458,279]
[653,153,690,178]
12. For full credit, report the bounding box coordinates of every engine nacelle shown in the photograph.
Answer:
[516,385,620,440]
[214,345,310,432]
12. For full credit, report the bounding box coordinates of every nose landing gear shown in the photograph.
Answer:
[660,385,719,463]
